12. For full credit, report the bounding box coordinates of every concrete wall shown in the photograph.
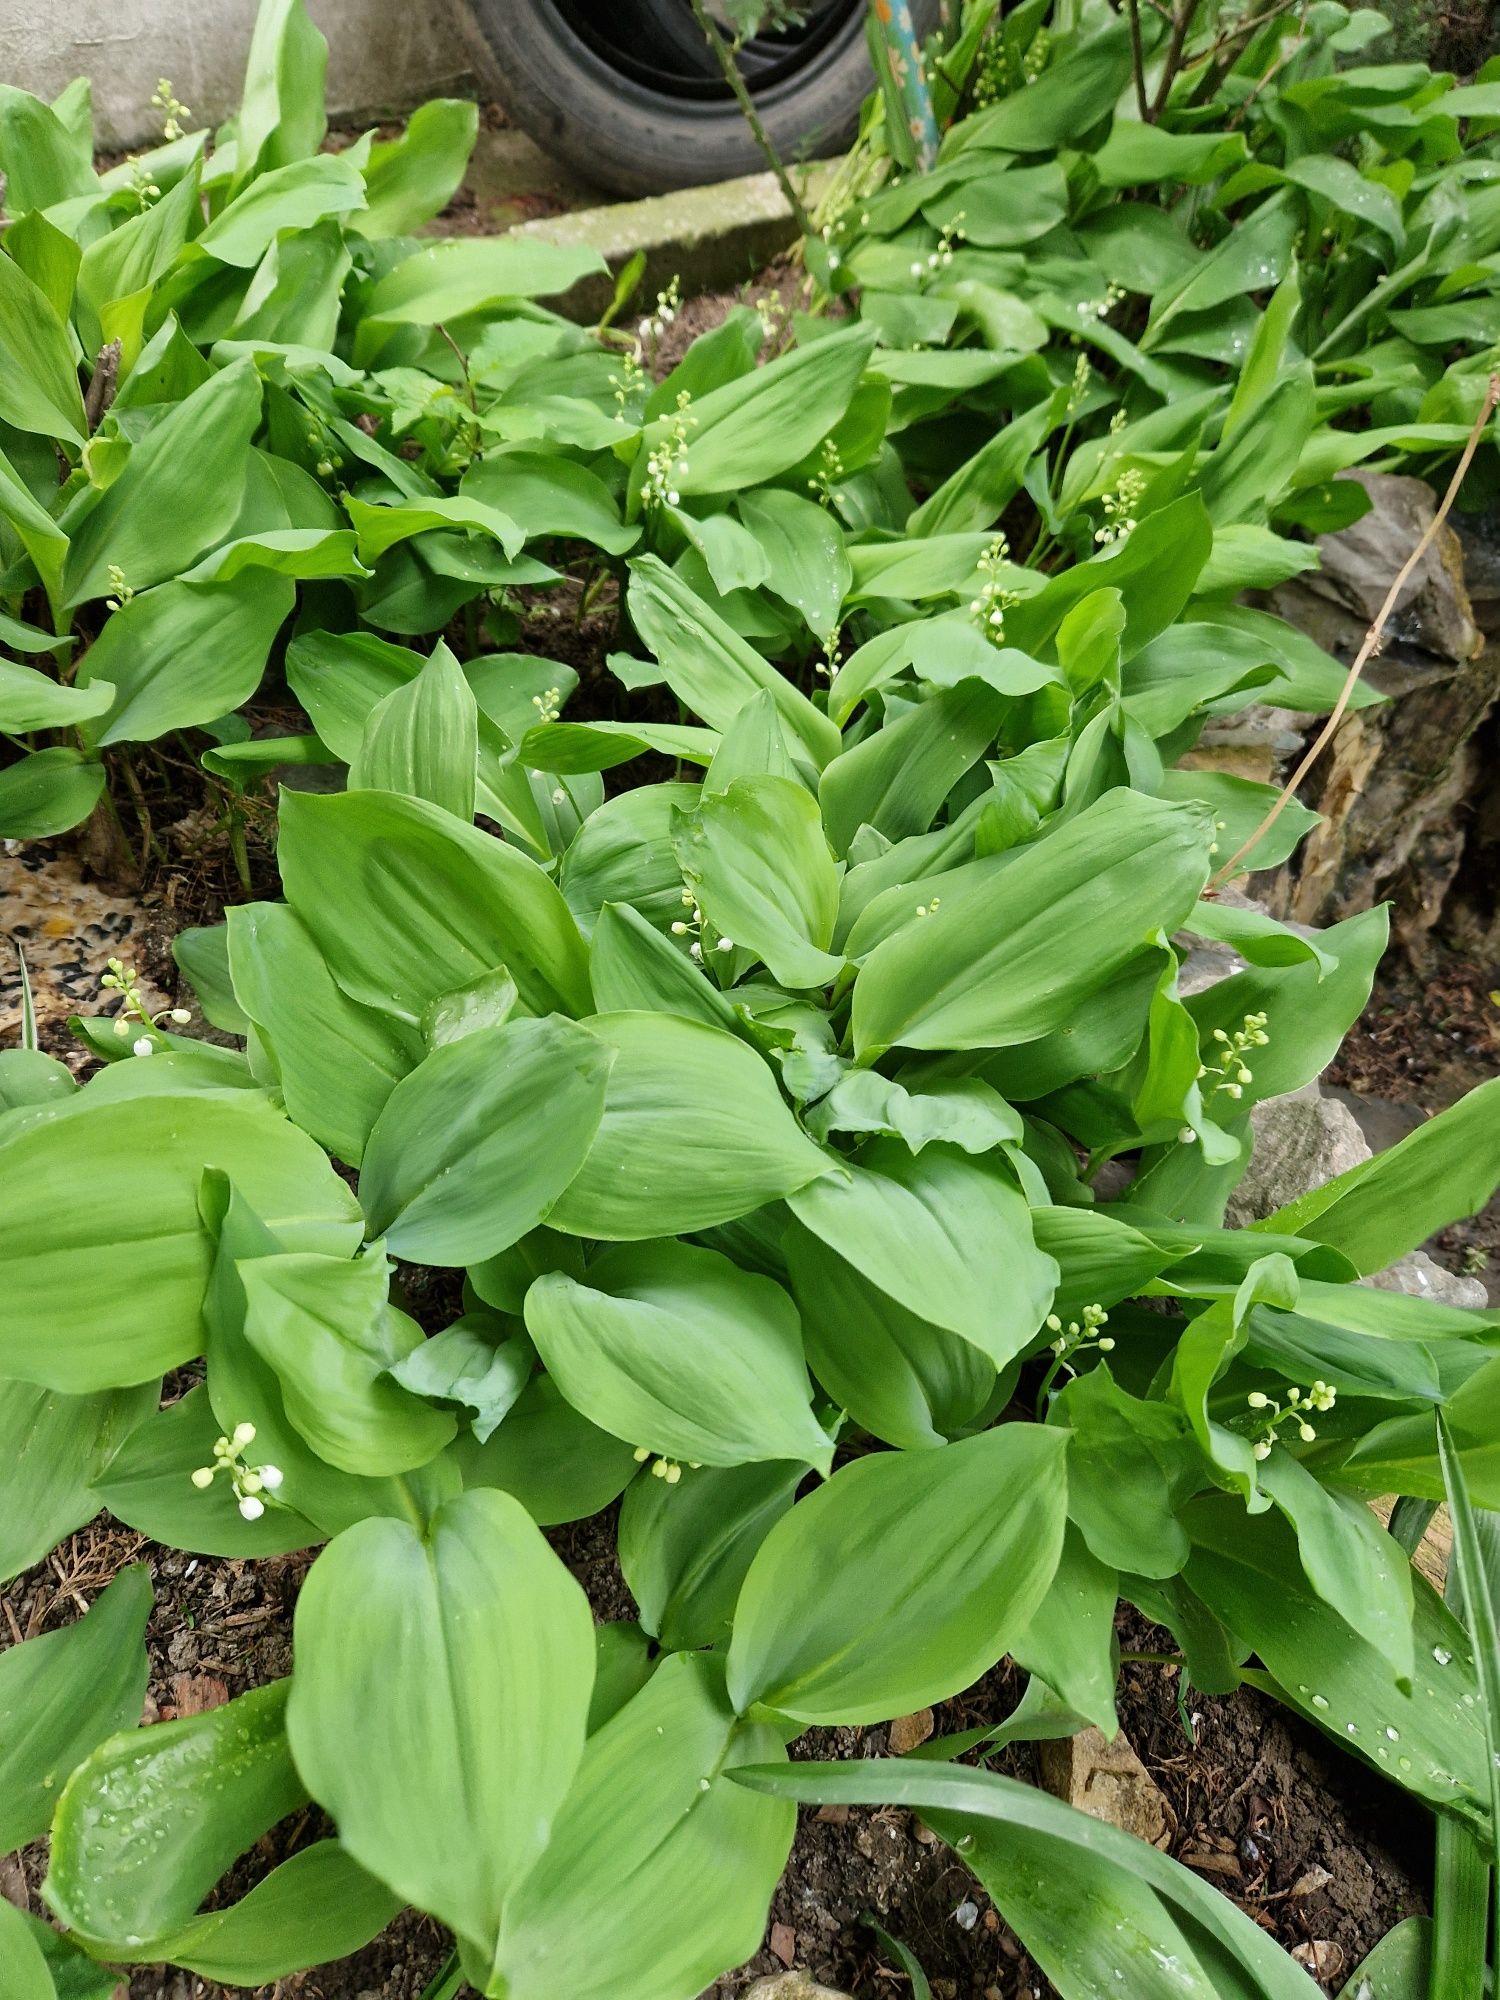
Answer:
[5,0,481,149]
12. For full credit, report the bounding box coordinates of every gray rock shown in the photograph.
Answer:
[1224,1085,1373,1228]
[743,1977,852,2000]
[1366,1249,1489,1310]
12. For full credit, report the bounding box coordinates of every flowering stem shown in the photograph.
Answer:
[683,0,816,239]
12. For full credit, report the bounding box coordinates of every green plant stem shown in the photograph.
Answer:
[1431,1817,1488,2000]
[1149,0,1205,119]
[417,1948,466,2000]
[684,0,816,239]
[1126,0,1151,118]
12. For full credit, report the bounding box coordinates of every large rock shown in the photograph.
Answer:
[1368,1248,1489,1310]
[1224,1085,1372,1228]
[743,1977,852,2000]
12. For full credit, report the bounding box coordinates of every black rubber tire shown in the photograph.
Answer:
[461,0,940,198]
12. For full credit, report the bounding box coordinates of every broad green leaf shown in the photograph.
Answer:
[0,1565,151,1851]
[61,359,262,606]
[954,20,1133,150]
[525,1241,831,1471]
[819,680,1006,857]
[559,783,703,936]
[359,1015,613,1263]
[0,85,97,210]
[288,1490,595,1974]
[787,1140,1057,1365]
[0,1901,57,2000]
[227,901,424,1167]
[0,1090,363,1389]
[628,556,841,768]
[588,900,743,1031]
[345,492,524,564]
[0,749,105,839]
[277,788,592,1023]
[1187,1498,1489,1821]
[1007,496,1215,661]
[727,1424,1069,1725]
[1010,1524,1120,1735]
[545,1011,831,1238]
[388,1315,533,1443]
[239,1249,456,1475]
[45,1681,307,1957]
[522,717,718,774]
[453,1373,640,1526]
[1260,1077,1500,1274]
[350,639,479,820]
[731,1759,1320,2000]
[657,324,875,494]
[673,774,843,988]
[488,1653,794,2000]
[0,659,110,733]
[0,247,87,444]
[0,1381,158,1583]
[852,789,1212,1059]
[358,238,608,345]
[465,450,638,556]
[908,389,1064,537]
[784,1217,996,1450]
[234,0,328,182]
[80,571,295,745]
[198,153,365,267]
[735,486,851,635]
[619,1459,804,1652]
[356,98,479,237]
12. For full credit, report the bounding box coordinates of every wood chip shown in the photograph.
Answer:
[769,1922,796,1967]
[814,1803,851,1824]
[168,1673,230,1717]
[888,1708,934,1755]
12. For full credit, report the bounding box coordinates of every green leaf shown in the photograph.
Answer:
[61,359,263,606]
[388,1315,533,1443]
[345,492,525,565]
[349,640,479,820]
[1010,1524,1120,1735]
[287,1489,595,1976]
[0,1381,156,1583]
[0,85,97,209]
[277,788,592,1024]
[787,1141,1056,1365]
[227,901,424,1167]
[359,1015,613,1264]
[784,1217,997,1449]
[0,1565,151,1850]
[628,556,841,768]
[453,1373,640,1526]
[954,19,1133,150]
[355,98,479,237]
[79,571,294,745]
[487,1653,794,2000]
[0,246,88,445]
[657,324,874,495]
[525,1240,832,1471]
[239,1249,457,1475]
[545,1011,832,1238]
[908,389,1064,537]
[45,1681,307,1957]
[735,487,851,635]
[1259,1078,1500,1274]
[853,789,1211,1059]
[358,238,608,347]
[0,749,105,840]
[731,1758,1320,2000]
[819,681,1006,857]
[588,900,743,1032]
[673,774,844,987]
[0,1090,363,1389]
[619,1458,804,1652]
[0,1901,57,2000]
[234,0,328,181]
[727,1424,1069,1725]
[465,450,638,556]
[198,153,366,267]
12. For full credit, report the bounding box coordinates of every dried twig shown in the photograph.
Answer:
[1126,0,1152,120]
[84,338,122,432]
[1210,373,1500,887]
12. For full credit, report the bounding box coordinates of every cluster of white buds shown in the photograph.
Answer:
[1046,1302,1115,1364]
[530,684,563,725]
[807,437,845,508]
[1022,26,1051,81]
[756,287,790,346]
[637,276,681,347]
[1246,1380,1336,1460]
[815,625,843,682]
[1095,466,1145,545]
[632,1445,701,1485]
[609,343,645,423]
[969,533,1020,643]
[126,158,161,208]
[191,1421,284,1520]
[910,213,965,286]
[1076,282,1127,327]
[104,565,134,612]
[1198,1011,1269,1104]
[102,954,191,1056]
[152,77,190,142]
[643,391,695,511]
[1109,406,1129,436]
[1068,350,1092,414]
[303,423,344,481]
[972,38,1010,107]
[671,887,733,963]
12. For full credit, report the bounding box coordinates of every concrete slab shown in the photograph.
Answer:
[500,161,834,321]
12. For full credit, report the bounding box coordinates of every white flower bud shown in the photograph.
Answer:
[633,1446,651,1463]
[190,1466,215,1490]
[259,1464,283,1490]
[1247,1392,1268,1410]
[1298,1422,1316,1443]
[169,1007,191,1025]
[132,1037,154,1057]
[232,1420,257,1448]
[1253,1440,1272,1461]
[716,937,733,952]
[113,1017,131,1037]
[238,1494,265,1521]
